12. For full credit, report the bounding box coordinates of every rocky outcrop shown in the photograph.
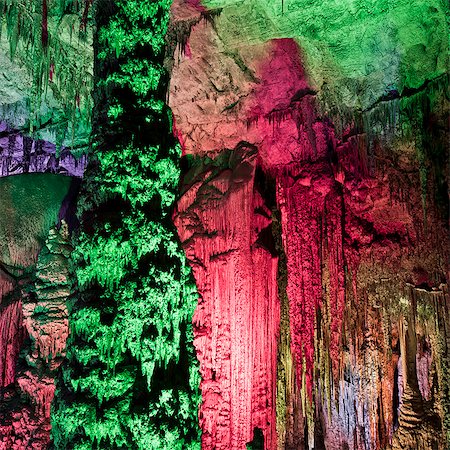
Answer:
[0,224,70,450]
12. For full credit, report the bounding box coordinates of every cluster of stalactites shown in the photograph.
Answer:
[0,0,93,142]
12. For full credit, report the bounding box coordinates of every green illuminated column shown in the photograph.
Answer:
[50,1,200,448]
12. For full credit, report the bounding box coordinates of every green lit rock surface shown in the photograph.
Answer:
[50,1,201,448]
[196,0,448,110]
[0,174,71,268]
[0,1,93,151]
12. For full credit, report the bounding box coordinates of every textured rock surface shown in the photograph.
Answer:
[0,223,71,449]
[0,174,73,267]
[175,145,279,449]
[0,174,72,449]
[169,2,449,448]
[175,0,448,111]
[0,122,87,178]
[0,224,71,449]
[0,9,92,151]
[0,0,447,448]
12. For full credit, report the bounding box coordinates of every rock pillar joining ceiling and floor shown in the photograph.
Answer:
[174,145,280,449]
[169,5,449,449]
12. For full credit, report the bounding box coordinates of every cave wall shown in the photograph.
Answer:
[169,2,449,449]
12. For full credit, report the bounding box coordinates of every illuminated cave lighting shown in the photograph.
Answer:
[0,0,448,449]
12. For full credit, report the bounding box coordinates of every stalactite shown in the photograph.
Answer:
[273,207,304,449]
[0,0,93,139]
[277,170,322,402]
[41,0,48,48]
[324,188,345,381]
[269,95,340,424]
[17,372,55,418]
[167,6,222,62]
[275,156,349,449]
[389,285,446,449]
[80,0,93,32]
[0,301,25,388]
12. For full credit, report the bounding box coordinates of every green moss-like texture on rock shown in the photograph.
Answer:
[50,1,200,449]
[197,0,448,111]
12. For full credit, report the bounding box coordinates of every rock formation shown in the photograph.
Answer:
[0,223,71,449]
[169,2,449,448]
[0,0,448,449]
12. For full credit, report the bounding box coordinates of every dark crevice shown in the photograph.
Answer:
[246,427,264,450]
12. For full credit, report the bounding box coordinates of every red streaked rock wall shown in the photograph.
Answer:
[0,301,25,390]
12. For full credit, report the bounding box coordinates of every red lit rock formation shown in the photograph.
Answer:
[0,301,25,389]
[170,6,449,448]
[175,145,280,449]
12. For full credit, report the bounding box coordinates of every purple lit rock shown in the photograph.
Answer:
[0,123,87,178]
